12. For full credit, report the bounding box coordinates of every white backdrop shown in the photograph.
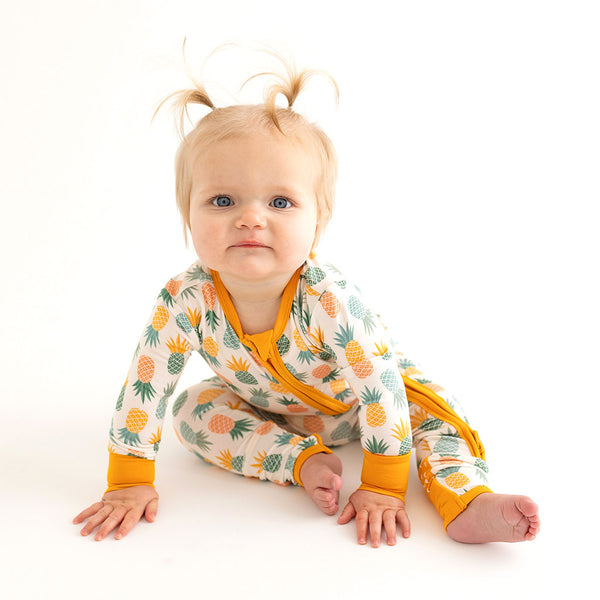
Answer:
[1,1,598,598]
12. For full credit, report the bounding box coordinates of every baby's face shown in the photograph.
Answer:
[189,130,319,286]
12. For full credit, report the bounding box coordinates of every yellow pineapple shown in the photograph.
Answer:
[192,387,225,419]
[360,387,386,427]
[334,323,373,379]
[294,328,316,364]
[445,472,470,489]
[145,306,169,346]
[118,408,149,445]
[202,336,221,367]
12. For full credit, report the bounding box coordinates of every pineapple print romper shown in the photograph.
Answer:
[108,257,492,528]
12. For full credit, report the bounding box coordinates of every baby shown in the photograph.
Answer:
[74,49,540,546]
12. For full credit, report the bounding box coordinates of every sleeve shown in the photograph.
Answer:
[106,271,202,492]
[307,264,412,501]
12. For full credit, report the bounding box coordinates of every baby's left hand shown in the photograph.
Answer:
[337,488,410,547]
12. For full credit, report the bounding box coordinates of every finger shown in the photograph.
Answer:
[94,506,128,541]
[397,510,411,539]
[369,511,383,548]
[355,509,369,545]
[337,502,356,525]
[383,509,398,545]
[79,503,114,536]
[73,501,104,524]
[115,508,145,540]
[144,498,159,522]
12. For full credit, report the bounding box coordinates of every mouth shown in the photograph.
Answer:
[232,241,269,248]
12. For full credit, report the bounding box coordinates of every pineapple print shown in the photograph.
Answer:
[374,341,393,361]
[226,356,258,385]
[201,281,220,332]
[116,378,127,411]
[202,336,221,367]
[303,415,325,433]
[333,323,373,379]
[433,434,461,456]
[148,428,162,452]
[132,355,156,403]
[364,435,390,455]
[159,278,182,308]
[347,295,376,334]
[179,421,212,452]
[319,290,340,318]
[398,356,422,378]
[303,266,326,287]
[118,408,149,446]
[217,449,244,472]
[207,414,253,440]
[144,306,169,347]
[275,432,304,446]
[293,328,316,365]
[278,397,308,413]
[165,335,190,375]
[311,364,340,383]
[223,322,240,350]
[307,326,336,361]
[191,387,226,420]
[248,387,271,408]
[391,421,412,454]
[251,451,283,474]
[155,383,176,419]
[176,307,201,336]
[360,387,386,427]
[380,368,407,408]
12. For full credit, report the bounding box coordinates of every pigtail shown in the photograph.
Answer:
[153,38,215,140]
[242,49,339,132]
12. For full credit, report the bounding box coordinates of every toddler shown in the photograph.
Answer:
[74,49,540,546]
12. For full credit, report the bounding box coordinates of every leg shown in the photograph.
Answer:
[171,377,341,516]
[400,354,540,543]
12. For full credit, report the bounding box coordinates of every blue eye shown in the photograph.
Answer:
[271,197,292,209]
[213,195,232,207]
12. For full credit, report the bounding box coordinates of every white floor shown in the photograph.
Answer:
[2,2,598,598]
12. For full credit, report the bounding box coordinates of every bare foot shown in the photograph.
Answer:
[447,493,540,543]
[299,453,343,515]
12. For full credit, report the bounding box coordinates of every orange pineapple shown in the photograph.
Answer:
[334,323,373,379]
[202,281,220,331]
[303,415,325,433]
[319,290,340,318]
[132,355,156,402]
[207,413,253,440]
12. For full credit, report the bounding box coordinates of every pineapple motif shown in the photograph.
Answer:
[144,306,169,347]
[201,281,220,332]
[148,428,162,452]
[333,323,374,379]
[311,363,339,382]
[207,414,253,440]
[155,382,176,419]
[275,432,304,446]
[276,334,290,356]
[256,420,275,435]
[303,415,325,433]
[116,378,127,411]
[373,341,393,361]
[226,357,259,385]
[132,355,156,402]
[434,434,460,456]
[303,266,326,287]
[364,435,390,455]
[360,387,386,427]
[319,290,340,318]
[172,389,187,417]
[398,357,422,378]
[347,295,376,334]
[307,326,336,361]
[264,372,288,394]
[202,336,221,367]
[331,420,353,441]
[165,335,190,375]
[223,322,240,350]
[179,422,212,452]
[251,451,283,474]
[248,387,271,408]
[192,387,226,420]
[159,278,182,307]
[391,421,412,454]
[217,449,245,472]
[293,329,316,365]
[118,408,149,446]
[445,472,470,490]
[380,369,407,407]
[278,397,308,413]
[176,307,201,336]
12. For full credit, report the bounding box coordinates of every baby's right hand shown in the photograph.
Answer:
[73,485,159,541]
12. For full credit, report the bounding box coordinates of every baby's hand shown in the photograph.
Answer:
[73,485,159,541]
[337,488,410,547]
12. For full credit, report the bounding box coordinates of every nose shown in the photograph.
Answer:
[235,204,266,229]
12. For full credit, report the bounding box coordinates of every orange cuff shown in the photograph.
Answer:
[106,451,155,493]
[293,435,333,486]
[359,450,411,501]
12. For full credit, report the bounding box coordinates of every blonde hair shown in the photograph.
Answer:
[156,46,339,245]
